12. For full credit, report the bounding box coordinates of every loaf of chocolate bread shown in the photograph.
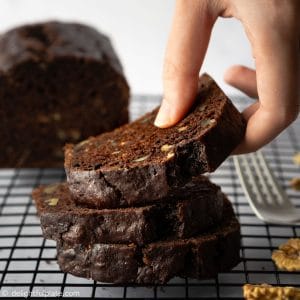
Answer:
[0,21,129,167]
[65,74,246,208]
[32,176,224,245]
[56,198,240,284]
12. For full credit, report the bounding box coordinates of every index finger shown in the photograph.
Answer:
[155,0,220,127]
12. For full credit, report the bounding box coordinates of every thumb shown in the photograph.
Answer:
[155,0,217,128]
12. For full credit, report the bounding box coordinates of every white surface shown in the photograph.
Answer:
[0,0,254,95]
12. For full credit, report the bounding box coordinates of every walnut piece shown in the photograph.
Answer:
[272,238,300,271]
[293,152,300,166]
[161,144,174,152]
[75,139,89,150]
[140,116,151,124]
[57,130,67,140]
[69,129,81,140]
[112,151,120,155]
[290,178,300,191]
[177,126,188,132]
[47,198,59,206]
[243,284,300,300]
[43,184,59,195]
[52,113,61,121]
[199,105,207,112]
[57,129,80,141]
[167,152,175,160]
[133,155,150,162]
[200,118,216,127]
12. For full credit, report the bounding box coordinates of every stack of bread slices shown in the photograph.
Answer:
[33,74,245,284]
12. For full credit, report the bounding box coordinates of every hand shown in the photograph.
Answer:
[154,0,300,154]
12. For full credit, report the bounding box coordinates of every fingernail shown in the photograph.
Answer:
[154,100,172,127]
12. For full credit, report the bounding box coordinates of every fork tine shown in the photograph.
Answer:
[234,151,300,225]
[234,155,265,221]
[250,152,281,206]
[256,151,289,205]
[240,155,266,204]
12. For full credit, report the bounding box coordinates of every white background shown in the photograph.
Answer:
[0,0,254,96]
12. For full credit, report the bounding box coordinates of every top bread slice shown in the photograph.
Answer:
[65,73,246,208]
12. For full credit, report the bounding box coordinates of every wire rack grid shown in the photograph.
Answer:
[0,95,299,299]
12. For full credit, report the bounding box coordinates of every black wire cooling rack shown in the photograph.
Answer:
[0,95,299,299]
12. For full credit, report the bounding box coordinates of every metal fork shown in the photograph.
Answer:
[233,150,300,225]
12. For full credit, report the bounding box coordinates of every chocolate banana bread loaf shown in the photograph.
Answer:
[65,74,246,208]
[32,176,224,245]
[0,21,129,167]
[56,197,240,284]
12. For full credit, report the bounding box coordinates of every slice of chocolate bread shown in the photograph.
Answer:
[0,21,129,167]
[65,73,246,208]
[56,198,240,284]
[32,176,224,245]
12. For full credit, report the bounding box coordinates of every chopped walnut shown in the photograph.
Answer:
[112,151,120,155]
[290,178,300,191]
[69,129,81,140]
[199,105,207,112]
[293,152,300,166]
[243,284,300,300]
[161,144,174,152]
[57,129,80,141]
[177,126,188,132]
[200,119,211,127]
[43,184,59,195]
[272,238,300,271]
[133,155,150,162]
[47,198,59,206]
[75,139,89,149]
[140,116,151,124]
[57,130,67,140]
[200,118,216,127]
[52,113,61,121]
[166,152,175,160]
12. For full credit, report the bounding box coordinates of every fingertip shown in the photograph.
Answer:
[154,100,172,128]
[154,93,196,128]
[224,65,258,98]
[224,65,247,85]
[154,99,181,128]
[157,73,199,128]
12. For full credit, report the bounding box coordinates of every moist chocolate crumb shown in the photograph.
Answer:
[65,73,246,208]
